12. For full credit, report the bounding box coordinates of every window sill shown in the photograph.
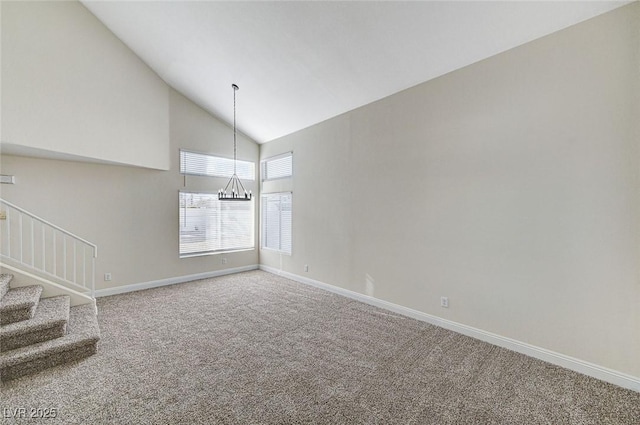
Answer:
[180,248,255,259]
[260,247,292,256]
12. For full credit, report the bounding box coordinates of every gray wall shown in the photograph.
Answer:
[0,1,260,288]
[1,0,638,379]
[1,89,259,289]
[1,1,170,170]
[260,3,640,377]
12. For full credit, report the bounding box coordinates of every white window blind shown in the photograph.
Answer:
[179,192,254,257]
[261,193,292,254]
[180,149,255,180]
[261,152,292,181]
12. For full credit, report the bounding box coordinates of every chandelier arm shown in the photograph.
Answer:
[223,177,233,193]
[235,175,247,194]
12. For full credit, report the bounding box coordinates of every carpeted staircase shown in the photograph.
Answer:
[0,273,100,381]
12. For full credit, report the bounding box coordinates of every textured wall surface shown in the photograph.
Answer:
[261,3,640,377]
[1,1,170,170]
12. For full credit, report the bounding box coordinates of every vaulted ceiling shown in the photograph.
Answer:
[82,1,628,144]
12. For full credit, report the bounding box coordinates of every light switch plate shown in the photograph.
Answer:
[0,175,15,184]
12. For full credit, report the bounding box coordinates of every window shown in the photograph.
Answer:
[180,149,255,180]
[261,193,292,254]
[179,192,254,257]
[261,152,292,181]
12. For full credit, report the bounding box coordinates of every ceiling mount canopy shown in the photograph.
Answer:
[219,83,252,201]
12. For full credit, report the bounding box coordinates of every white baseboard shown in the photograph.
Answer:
[94,264,259,298]
[259,265,640,393]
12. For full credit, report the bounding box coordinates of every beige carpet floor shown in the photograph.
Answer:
[1,270,639,424]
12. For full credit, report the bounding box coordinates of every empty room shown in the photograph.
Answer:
[1,0,639,423]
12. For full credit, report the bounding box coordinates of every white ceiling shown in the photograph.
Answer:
[82,1,628,144]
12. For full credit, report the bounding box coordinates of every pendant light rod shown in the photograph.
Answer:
[219,83,252,201]
[232,83,238,176]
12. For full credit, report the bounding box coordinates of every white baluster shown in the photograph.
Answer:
[19,213,23,263]
[53,231,57,276]
[31,218,35,267]
[63,236,67,280]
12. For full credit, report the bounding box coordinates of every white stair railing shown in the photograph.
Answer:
[0,198,97,298]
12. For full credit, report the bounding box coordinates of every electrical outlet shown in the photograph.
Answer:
[304,265,309,272]
[222,258,227,265]
[104,273,112,282]
[440,296,449,308]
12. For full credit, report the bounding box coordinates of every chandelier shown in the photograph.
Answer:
[219,84,252,201]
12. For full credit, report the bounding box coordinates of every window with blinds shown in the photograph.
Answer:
[179,192,254,257]
[261,192,292,255]
[180,149,255,180]
[261,152,292,181]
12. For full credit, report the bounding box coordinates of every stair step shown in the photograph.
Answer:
[0,285,43,325]
[1,303,100,381]
[0,274,11,300]
[1,296,71,352]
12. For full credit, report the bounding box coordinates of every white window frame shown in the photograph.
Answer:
[180,149,255,180]
[179,191,255,258]
[261,152,293,182]
[261,192,292,255]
